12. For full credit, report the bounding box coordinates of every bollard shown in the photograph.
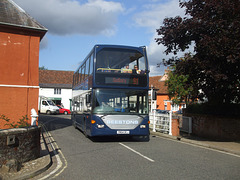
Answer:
[31,108,38,126]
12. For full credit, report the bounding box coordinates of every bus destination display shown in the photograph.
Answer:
[105,77,139,85]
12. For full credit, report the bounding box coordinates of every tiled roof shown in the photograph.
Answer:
[39,70,74,89]
[149,76,168,94]
[0,0,47,38]
[39,83,73,89]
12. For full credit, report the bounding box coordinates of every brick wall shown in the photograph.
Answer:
[0,32,40,129]
[171,118,180,136]
[0,126,41,167]
[186,114,240,141]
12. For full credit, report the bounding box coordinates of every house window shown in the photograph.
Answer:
[171,104,179,111]
[181,104,186,109]
[54,88,61,94]
[164,102,167,110]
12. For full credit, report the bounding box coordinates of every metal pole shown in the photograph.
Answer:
[169,110,172,135]
[150,85,153,113]
[153,109,156,132]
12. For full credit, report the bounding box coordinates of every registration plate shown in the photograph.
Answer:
[117,131,130,134]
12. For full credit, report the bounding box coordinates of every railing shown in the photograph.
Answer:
[149,111,172,135]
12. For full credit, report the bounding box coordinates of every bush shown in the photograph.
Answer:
[0,115,31,128]
[186,103,240,117]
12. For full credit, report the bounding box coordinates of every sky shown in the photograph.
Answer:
[13,0,185,76]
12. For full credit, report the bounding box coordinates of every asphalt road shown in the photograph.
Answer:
[39,114,240,180]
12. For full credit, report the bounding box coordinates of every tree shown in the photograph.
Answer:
[39,66,48,70]
[166,54,199,105]
[166,66,192,105]
[156,0,240,104]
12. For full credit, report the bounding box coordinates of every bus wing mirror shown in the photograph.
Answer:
[152,90,157,100]
[86,94,91,104]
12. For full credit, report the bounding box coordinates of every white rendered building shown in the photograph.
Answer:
[39,70,74,110]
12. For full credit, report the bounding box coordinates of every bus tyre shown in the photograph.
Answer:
[72,120,76,129]
[83,122,88,138]
[84,128,88,138]
[46,110,51,115]
[145,135,150,142]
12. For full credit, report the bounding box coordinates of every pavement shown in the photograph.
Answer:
[0,130,52,180]
[1,129,240,180]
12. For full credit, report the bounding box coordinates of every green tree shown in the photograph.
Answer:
[166,54,198,105]
[166,67,192,105]
[156,0,240,104]
[39,66,48,70]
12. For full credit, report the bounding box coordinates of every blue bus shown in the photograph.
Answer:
[71,45,149,138]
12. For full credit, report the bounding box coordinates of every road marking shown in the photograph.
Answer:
[50,132,68,179]
[39,125,68,180]
[119,143,155,162]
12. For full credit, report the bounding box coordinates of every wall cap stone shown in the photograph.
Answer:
[0,126,40,135]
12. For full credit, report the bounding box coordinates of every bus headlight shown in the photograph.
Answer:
[97,124,105,128]
[140,125,146,128]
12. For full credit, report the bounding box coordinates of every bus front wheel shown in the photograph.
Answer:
[72,119,77,129]
[83,121,88,138]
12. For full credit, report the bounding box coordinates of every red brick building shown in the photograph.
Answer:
[0,0,47,129]
[149,69,186,112]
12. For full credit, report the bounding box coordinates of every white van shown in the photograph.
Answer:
[38,96,59,114]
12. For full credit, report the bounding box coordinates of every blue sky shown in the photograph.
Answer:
[14,0,185,76]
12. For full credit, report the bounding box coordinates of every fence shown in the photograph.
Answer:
[179,116,192,134]
[149,111,172,135]
[150,111,192,135]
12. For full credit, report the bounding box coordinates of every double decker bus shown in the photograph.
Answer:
[71,45,149,138]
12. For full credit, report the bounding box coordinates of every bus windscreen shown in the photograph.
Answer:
[96,48,147,74]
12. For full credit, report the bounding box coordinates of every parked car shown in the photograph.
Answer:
[155,109,169,114]
[38,96,59,115]
[57,105,71,115]
[174,109,183,114]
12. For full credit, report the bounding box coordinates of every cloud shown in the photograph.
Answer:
[40,36,48,49]
[134,0,185,31]
[14,0,124,36]
[147,38,171,76]
[132,0,186,75]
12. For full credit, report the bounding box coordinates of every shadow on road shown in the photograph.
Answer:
[89,135,150,143]
[38,114,72,132]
